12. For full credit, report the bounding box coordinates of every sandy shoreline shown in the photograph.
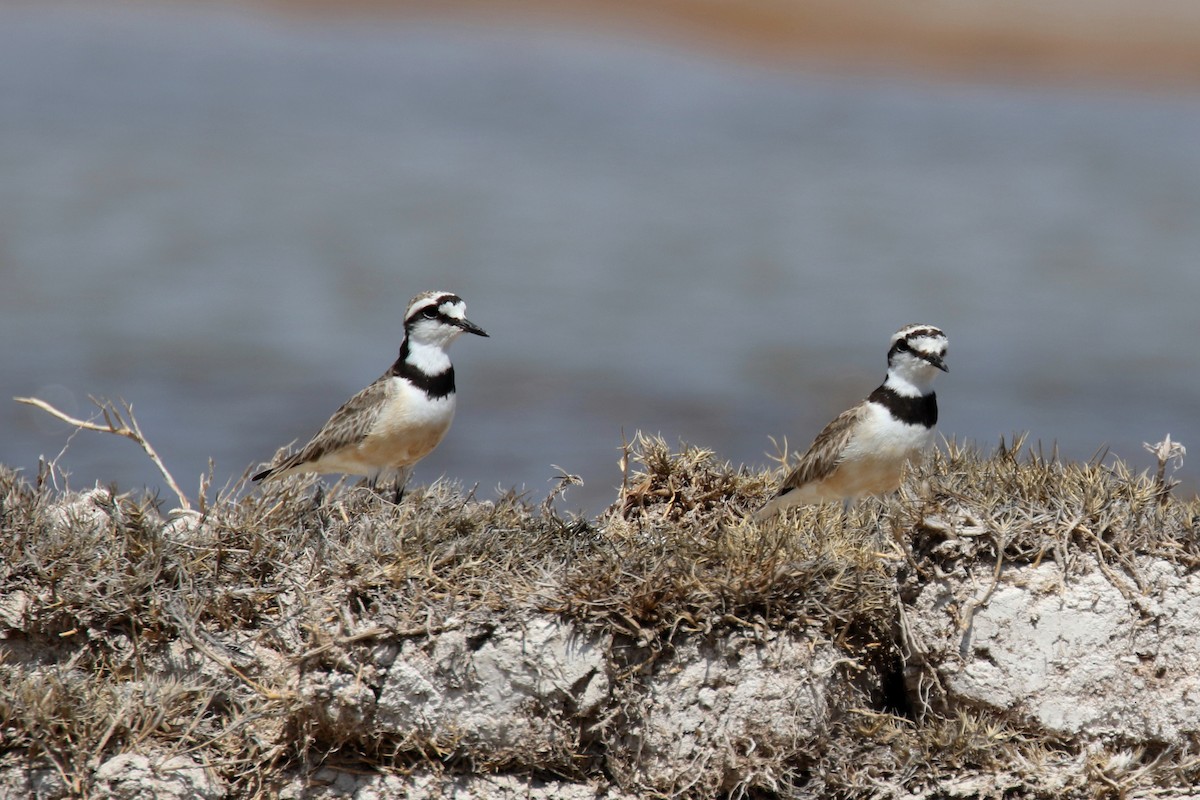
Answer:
[257,0,1200,88]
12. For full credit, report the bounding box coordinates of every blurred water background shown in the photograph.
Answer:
[3,1,1198,514]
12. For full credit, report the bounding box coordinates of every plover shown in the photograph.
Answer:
[756,324,948,518]
[252,291,487,497]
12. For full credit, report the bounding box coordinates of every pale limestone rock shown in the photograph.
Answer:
[92,753,223,800]
[624,630,855,796]
[0,766,31,800]
[0,591,31,632]
[905,555,1200,742]
[44,487,121,536]
[374,616,610,753]
[299,670,377,729]
[279,769,634,799]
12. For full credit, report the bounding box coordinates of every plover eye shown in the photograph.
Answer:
[421,306,439,319]
[895,340,911,352]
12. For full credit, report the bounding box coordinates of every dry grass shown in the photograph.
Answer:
[1,429,1198,798]
[571,434,897,648]
[900,435,1200,594]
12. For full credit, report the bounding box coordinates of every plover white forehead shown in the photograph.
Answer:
[756,324,948,518]
[252,291,488,499]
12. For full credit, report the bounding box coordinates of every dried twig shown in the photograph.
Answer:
[542,464,583,516]
[167,601,275,698]
[1144,434,1186,506]
[15,395,192,511]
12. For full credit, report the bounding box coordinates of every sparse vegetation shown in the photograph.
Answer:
[2,410,1198,798]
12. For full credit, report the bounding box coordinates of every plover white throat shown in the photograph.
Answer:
[756,324,948,518]
[252,291,487,497]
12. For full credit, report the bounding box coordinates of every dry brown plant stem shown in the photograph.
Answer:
[15,395,193,512]
[1145,434,1186,506]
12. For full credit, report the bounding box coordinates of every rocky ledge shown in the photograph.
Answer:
[1,435,1197,798]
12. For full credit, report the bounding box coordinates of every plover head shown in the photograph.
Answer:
[404,291,489,349]
[887,324,948,393]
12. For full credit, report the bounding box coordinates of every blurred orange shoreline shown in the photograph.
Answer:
[248,0,1200,89]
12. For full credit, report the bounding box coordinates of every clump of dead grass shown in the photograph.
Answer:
[572,434,897,654]
[825,703,1200,800]
[612,431,772,525]
[812,706,1084,798]
[899,434,1200,589]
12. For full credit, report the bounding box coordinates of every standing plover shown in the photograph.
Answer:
[252,291,487,497]
[756,324,948,518]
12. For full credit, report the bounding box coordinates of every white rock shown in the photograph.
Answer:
[44,488,120,536]
[906,556,1200,742]
[0,590,31,632]
[279,769,633,799]
[92,752,223,800]
[0,766,31,800]
[299,671,377,729]
[625,630,853,795]
[374,617,610,753]
[29,767,68,800]
[161,510,208,542]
